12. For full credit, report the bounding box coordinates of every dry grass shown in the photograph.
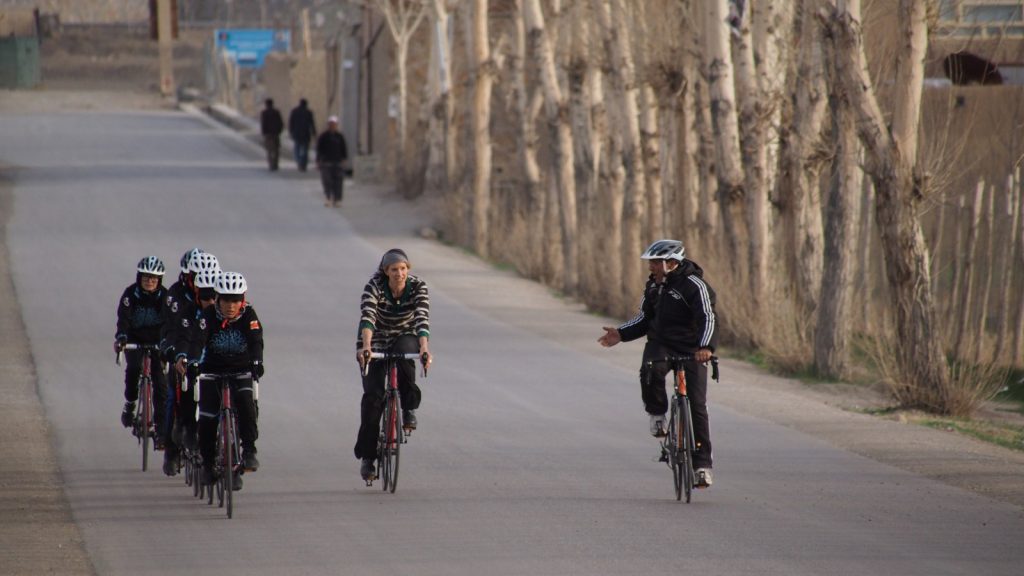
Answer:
[864,325,1010,417]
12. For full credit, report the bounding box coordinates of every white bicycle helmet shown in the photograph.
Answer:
[188,251,220,274]
[179,247,204,270]
[640,239,685,262]
[137,256,166,276]
[194,269,219,290]
[215,271,247,296]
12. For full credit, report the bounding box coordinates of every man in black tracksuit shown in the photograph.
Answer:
[316,115,348,207]
[599,239,718,487]
[260,99,285,171]
[115,257,169,441]
[288,98,316,171]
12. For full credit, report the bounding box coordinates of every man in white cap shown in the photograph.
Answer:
[315,115,349,207]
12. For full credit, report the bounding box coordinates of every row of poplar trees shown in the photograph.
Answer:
[365,0,1019,416]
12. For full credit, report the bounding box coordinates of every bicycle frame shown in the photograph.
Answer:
[361,351,426,492]
[651,355,718,502]
[117,343,160,471]
[197,372,251,518]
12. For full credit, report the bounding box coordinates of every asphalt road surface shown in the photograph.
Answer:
[1,107,1022,576]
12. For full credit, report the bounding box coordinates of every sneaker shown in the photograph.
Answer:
[695,468,713,488]
[243,451,260,472]
[360,458,376,481]
[201,465,216,486]
[402,410,417,430]
[649,414,667,438]
[120,402,135,428]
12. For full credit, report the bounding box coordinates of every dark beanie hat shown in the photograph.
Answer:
[379,248,410,271]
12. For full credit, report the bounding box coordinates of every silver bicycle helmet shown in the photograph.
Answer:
[188,252,220,274]
[640,239,685,262]
[194,269,219,290]
[179,247,204,270]
[215,271,247,296]
[136,256,166,276]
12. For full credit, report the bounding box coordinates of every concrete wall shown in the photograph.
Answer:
[5,0,148,24]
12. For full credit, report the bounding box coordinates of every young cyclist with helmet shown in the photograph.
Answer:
[598,240,718,488]
[159,251,220,476]
[186,272,264,488]
[115,256,169,445]
[354,248,432,482]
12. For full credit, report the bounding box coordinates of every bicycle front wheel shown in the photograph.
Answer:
[680,397,695,503]
[223,412,235,518]
[379,391,401,492]
[669,402,683,501]
[140,378,151,472]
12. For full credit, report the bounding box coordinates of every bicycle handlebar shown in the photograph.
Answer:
[115,343,160,366]
[197,372,254,381]
[645,355,720,382]
[360,350,429,377]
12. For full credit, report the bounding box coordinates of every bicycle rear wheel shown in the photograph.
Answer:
[680,397,695,503]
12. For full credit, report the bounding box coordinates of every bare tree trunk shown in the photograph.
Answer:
[930,194,947,295]
[425,1,455,200]
[632,1,663,240]
[470,0,494,257]
[511,1,545,277]
[705,0,747,273]
[975,183,997,362]
[733,0,771,312]
[856,177,875,333]
[524,0,579,294]
[948,196,965,333]
[815,47,862,378]
[829,0,952,410]
[954,181,985,355]
[997,171,1021,363]
[780,0,827,314]
[679,51,700,242]
[1015,167,1024,364]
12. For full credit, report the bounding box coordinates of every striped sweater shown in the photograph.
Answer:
[357,273,430,351]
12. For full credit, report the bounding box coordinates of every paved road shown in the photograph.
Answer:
[1,108,1022,575]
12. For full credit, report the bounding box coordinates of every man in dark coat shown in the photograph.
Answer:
[316,115,349,207]
[260,99,284,171]
[288,98,317,171]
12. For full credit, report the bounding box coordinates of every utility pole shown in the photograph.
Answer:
[157,0,176,98]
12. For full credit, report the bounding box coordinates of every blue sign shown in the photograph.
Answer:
[214,29,290,68]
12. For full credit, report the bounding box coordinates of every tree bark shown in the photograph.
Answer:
[975,183,997,362]
[829,0,952,410]
[705,0,747,273]
[997,170,1021,363]
[524,0,579,294]
[470,0,494,257]
[815,42,862,379]
[953,181,984,354]
[511,0,546,277]
[780,0,827,314]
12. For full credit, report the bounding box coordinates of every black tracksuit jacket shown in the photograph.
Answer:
[116,282,168,344]
[188,304,264,374]
[617,259,718,352]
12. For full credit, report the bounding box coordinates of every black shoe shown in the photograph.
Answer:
[243,451,260,472]
[201,465,216,486]
[232,472,243,491]
[360,458,376,481]
[121,402,135,428]
[153,436,166,451]
[162,452,179,477]
[402,410,417,430]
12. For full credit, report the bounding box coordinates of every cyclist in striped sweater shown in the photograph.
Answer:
[354,248,432,482]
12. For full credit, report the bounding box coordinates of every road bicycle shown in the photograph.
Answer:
[651,355,718,502]
[361,351,428,493]
[116,343,161,472]
[197,371,255,519]
[176,372,203,499]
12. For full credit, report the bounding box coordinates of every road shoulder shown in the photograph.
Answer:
[0,167,95,575]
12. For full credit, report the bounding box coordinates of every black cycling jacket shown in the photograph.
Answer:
[189,304,264,374]
[617,259,718,352]
[160,279,197,360]
[115,283,167,344]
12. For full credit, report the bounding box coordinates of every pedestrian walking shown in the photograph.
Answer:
[260,99,284,171]
[288,98,317,171]
[316,116,348,207]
